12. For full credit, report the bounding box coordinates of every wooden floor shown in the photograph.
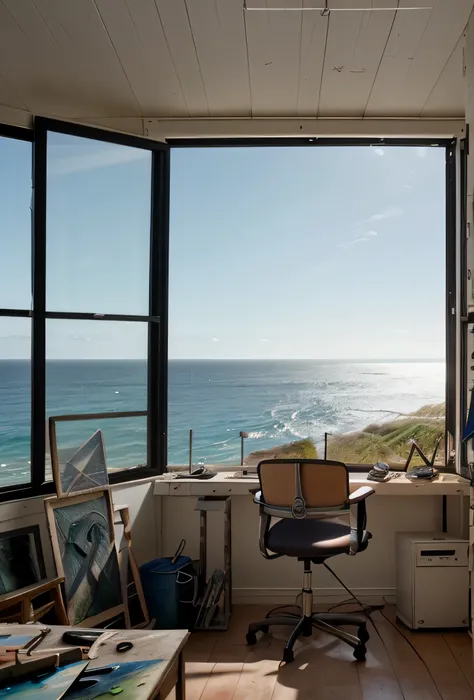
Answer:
[177,605,474,700]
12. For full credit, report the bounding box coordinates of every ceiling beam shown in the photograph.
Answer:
[145,117,465,140]
[0,108,464,140]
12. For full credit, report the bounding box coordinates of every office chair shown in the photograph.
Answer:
[246,459,374,663]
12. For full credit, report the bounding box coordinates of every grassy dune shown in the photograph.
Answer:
[245,437,318,465]
[245,403,445,467]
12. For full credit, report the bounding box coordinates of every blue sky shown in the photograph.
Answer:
[170,145,446,360]
[0,137,445,360]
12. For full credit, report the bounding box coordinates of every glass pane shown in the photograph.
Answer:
[51,415,147,480]
[46,320,147,478]
[0,137,32,309]
[0,317,31,485]
[46,132,152,314]
[169,146,446,467]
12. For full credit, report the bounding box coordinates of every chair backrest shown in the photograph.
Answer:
[257,459,350,518]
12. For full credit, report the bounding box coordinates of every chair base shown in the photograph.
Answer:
[246,610,369,663]
[246,561,370,663]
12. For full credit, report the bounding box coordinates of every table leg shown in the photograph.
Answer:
[176,650,186,700]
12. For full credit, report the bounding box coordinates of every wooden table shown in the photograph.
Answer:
[0,623,189,699]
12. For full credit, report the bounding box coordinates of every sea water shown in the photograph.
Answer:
[0,359,445,486]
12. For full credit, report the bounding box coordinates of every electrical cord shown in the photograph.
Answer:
[263,562,443,696]
[322,562,442,696]
[264,592,302,619]
[377,608,442,694]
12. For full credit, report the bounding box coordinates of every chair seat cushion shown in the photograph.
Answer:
[266,519,371,559]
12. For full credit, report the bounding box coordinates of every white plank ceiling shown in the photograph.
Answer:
[0,0,472,121]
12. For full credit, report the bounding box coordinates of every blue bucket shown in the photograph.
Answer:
[140,549,198,629]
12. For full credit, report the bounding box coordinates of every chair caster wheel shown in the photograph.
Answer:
[246,631,257,646]
[357,626,370,644]
[353,644,367,662]
[282,648,294,664]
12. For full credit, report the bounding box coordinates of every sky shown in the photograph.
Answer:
[0,136,446,360]
[169,145,446,360]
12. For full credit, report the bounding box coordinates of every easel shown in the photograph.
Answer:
[114,505,150,628]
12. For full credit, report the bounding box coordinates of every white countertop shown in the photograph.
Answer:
[154,471,470,497]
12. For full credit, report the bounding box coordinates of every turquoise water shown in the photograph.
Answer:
[0,359,445,486]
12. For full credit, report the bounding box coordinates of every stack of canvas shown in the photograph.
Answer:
[46,421,149,629]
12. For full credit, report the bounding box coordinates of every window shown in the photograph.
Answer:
[45,321,148,479]
[0,119,168,501]
[0,131,32,489]
[168,142,450,470]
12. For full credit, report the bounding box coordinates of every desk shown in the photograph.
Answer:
[0,624,189,699]
[154,471,469,497]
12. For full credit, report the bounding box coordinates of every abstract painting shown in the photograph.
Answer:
[0,661,88,699]
[45,491,125,626]
[0,525,46,594]
[51,425,109,497]
[65,660,164,699]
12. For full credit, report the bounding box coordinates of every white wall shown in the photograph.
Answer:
[160,494,451,604]
[0,483,467,605]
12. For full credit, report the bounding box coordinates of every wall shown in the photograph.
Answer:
[0,482,467,604]
[0,479,160,581]
[160,493,450,604]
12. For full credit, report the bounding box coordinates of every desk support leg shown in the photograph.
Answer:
[176,650,186,700]
[200,510,207,584]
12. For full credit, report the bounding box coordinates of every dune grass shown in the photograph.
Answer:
[245,403,445,467]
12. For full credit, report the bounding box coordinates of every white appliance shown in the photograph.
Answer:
[395,532,469,630]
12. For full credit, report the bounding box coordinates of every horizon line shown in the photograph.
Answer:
[0,357,446,362]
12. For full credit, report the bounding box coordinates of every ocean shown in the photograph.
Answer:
[0,359,445,486]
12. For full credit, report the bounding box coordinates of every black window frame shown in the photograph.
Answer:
[167,136,457,473]
[0,130,460,499]
[0,118,170,502]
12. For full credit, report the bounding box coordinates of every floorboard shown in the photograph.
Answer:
[382,607,472,700]
[180,605,472,700]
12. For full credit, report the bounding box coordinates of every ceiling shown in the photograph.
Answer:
[0,0,472,123]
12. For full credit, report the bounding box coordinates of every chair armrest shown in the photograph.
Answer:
[349,486,375,503]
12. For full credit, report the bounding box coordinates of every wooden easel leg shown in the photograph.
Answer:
[52,583,69,625]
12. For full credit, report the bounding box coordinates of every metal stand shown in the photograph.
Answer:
[194,496,232,630]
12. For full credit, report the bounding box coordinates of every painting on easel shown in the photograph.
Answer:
[45,490,127,627]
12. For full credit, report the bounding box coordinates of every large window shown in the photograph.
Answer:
[169,143,451,470]
[0,131,32,488]
[0,120,168,500]
[0,127,460,499]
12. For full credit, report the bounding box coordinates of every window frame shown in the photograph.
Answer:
[167,136,457,473]
[0,119,170,502]
[0,129,460,500]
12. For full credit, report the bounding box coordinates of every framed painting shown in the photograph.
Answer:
[49,419,109,497]
[0,525,46,595]
[45,490,128,627]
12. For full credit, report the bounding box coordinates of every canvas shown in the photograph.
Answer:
[0,661,88,699]
[65,660,165,699]
[51,427,109,497]
[0,526,46,594]
[46,492,124,626]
